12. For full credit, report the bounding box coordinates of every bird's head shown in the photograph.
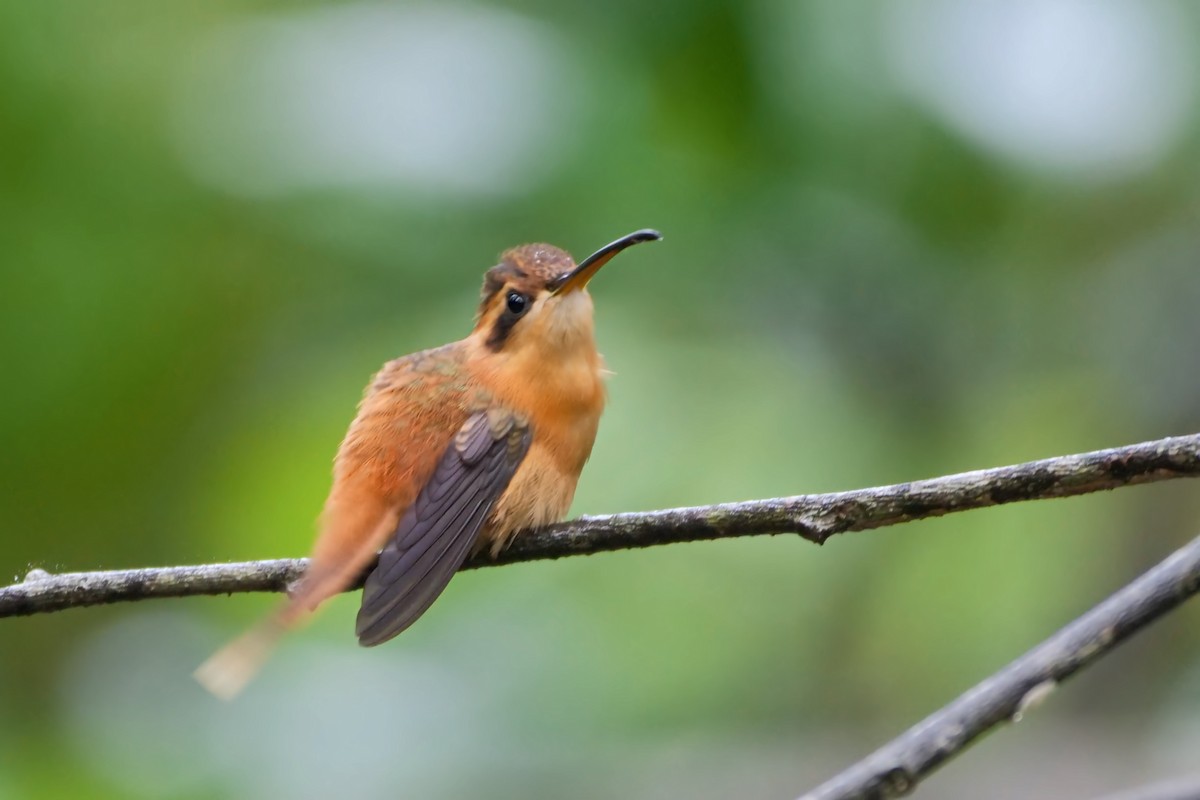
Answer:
[471,229,661,358]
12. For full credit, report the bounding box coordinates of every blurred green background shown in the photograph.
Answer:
[4,1,1200,798]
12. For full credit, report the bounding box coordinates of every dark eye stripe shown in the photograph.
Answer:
[485,290,531,351]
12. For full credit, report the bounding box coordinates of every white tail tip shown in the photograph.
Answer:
[194,620,284,701]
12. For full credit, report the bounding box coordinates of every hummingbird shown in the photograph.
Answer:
[195,229,662,699]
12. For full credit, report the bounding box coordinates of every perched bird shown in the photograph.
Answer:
[195,229,661,699]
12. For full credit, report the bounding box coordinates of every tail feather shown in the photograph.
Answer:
[194,497,400,699]
[194,616,285,701]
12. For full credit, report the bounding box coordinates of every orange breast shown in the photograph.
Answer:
[466,336,607,553]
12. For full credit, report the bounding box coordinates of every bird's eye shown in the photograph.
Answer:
[505,291,529,316]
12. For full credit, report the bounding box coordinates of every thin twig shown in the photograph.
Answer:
[3,433,1199,618]
[798,533,1200,800]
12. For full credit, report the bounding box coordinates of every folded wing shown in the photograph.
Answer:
[355,409,531,646]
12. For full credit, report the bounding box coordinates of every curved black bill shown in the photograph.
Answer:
[550,229,662,295]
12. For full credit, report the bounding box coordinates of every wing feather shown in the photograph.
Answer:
[355,409,531,646]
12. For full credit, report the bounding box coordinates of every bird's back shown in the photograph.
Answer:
[298,341,481,619]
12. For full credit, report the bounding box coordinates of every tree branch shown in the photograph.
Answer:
[797,532,1200,800]
[3,432,1199,618]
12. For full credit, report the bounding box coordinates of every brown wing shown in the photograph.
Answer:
[355,409,531,646]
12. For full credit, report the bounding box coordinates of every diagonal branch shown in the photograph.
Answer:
[3,432,1199,618]
[797,530,1200,800]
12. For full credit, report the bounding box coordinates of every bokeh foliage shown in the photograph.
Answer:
[3,1,1200,798]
